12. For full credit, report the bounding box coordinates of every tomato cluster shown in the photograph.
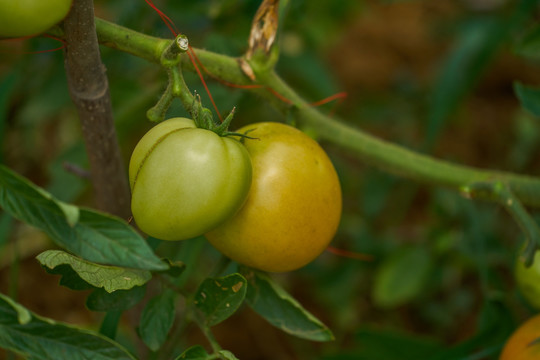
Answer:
[129,120,342,272]
[0,0,73,37]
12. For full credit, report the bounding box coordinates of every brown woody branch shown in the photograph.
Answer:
[63,0,130,218]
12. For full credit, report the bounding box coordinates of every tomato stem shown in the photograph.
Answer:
[90,18,540,209]
[147,39,197,123]
[147,82,174,122]
[462,182,540,267]
[161,34,188,67]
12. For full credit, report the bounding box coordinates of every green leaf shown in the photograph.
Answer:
[43,263,97,291]
[174,345,211,360]
[372,246,432,309]
[0,293,136,360]
[218,350,239,360]
[514,23,540,59]
[0,164,167,271]
[139,289,177,351]
[0,294,32,324]
[194,273,247,327]
[86,286,147,312]
[425,18,505,149]
[514,82,540,117]
[37,250,152,293]
[240,267,334,342]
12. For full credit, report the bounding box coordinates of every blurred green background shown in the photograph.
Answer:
[1,0,540,359]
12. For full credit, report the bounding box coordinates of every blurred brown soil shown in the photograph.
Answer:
[329,0,540,169]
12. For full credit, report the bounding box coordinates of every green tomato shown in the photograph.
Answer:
[129,117,252,241]
[0,0,73,37]
[206,122,342,272]
[516,251,540,309]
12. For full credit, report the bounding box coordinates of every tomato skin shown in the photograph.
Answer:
[129,118,252,241]
[205,122,342,273]
[515,251,540,309]
[500,314,540,360]
[0,0,73,37]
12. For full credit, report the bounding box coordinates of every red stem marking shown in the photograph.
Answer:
[1,34,66,54]
[326,246,374,261]
[144,0,347,117]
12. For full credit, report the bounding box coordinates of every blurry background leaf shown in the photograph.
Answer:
[507,112,540,171]
[514,82,540,117]
[425,18,509,149]
[37,250,152,293]
[372,246,433,308]
[424,0,538,149]
[174,345,211,360]
[322,326,443,360]
[139,289,177,351]
[514,23,540,59]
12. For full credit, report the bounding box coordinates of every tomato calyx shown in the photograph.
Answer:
[190,94,255,140]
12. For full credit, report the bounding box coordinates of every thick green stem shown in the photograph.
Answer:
[99,310,122,339]
[92,17,540,207]
[94,17,168,63]
[146,82,174,122]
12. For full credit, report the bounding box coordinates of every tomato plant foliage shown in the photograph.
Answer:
[2,0,540,359]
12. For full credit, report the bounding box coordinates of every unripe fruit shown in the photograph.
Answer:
[129,118,252,241]
[515,251,540,309]
[0,0,73,37]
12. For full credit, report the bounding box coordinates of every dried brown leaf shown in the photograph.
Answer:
[246,0,280,59]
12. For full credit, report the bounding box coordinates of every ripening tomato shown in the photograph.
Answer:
[516,251,540,309]
[205,122,342,272]
[129,117,252,241]
[0,0,73,37]
[500,314,540,360]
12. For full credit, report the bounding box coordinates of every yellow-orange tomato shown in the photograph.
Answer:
[500,314,540,360]
[205,122,342,272]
